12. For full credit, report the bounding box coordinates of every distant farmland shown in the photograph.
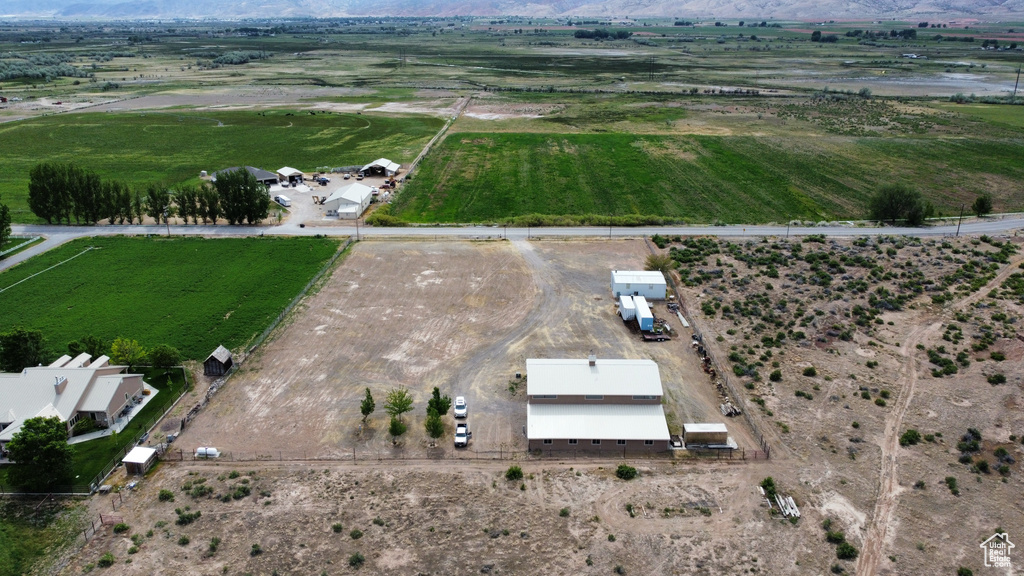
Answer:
[393,132,1024,224]
[0,236,341,360]
[0,110,444,222]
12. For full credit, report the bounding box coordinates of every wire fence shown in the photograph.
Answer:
[246,238,353,354]
[159,446,768,463]
[644,236,772,459]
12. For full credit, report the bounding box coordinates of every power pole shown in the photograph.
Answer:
[956,203,965,237]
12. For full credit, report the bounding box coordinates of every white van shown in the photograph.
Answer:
[274,195,291,207]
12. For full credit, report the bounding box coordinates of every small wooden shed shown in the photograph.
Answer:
[204,345,233,377]
[122,446,158,475]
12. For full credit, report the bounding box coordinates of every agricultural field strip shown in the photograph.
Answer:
[0,246,96,294]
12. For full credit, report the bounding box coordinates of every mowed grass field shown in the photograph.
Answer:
[393,132,1024,224]
[0,236,340,360]
[0,110,443,222]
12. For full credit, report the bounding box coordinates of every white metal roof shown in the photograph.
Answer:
[526,358,663,397]
[324,183,373,208]
[79,376,125,412]
[683,423,728,434]
[611,270,667,285]
[0,365,136,428]
[360,157,401,173]
[619,295,635,310]
[123,446,157,465]
[277,167,303,177]
[527,403,670,441]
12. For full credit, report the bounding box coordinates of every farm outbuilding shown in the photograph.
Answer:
[323,183,374,219]
[213,166,279,186]
[277,167,304,184]
[122,446,158,475]
[360,158,401,177]
[682,423,735,449]
[204,345,233,377]
[611,270,666,300]
[525,356,671,453]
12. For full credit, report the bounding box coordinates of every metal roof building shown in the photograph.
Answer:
[611,270,667,300]
[526,357,671,452]
[213,166,279,185]
[528,404,670,441]
[323,183,374,219]
[526,358,664,397]
[360,158,401,177]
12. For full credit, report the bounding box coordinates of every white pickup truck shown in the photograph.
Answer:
[454,422,471,448]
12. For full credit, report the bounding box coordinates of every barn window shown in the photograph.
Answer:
[644,440,654,446]
[533,395,557,399]
[617,440,626,446]
[591,439,601,445]
[584,395,603,400]
[543,439,552,445]
[568,439,578,445]
[632,395,656,400]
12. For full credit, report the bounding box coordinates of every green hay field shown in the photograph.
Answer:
[0,110,443,222]
[0,236,340,360]
[393,132,1024,224]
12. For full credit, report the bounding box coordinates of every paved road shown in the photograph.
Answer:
[5,217,1024,272]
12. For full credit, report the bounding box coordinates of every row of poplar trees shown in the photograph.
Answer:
[28,162,270,226]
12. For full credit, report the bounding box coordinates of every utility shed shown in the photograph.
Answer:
[122,446,158,475]
[360,158,401,177]
[611,270,666,300]
[683,423,728,446]
[204,345,233,377]
[618,295,636,321]
[277,167,304,183]
[634,296,654,331]
[323,183,373,219]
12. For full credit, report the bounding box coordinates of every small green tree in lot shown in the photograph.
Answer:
[360,388,375,423]
[388,416,407,444]
[148,344,181,372]
[972,193,993,218]
[644,253,673,274]
[6,416,73,489]
[424,407,444,444]
[869,184,930,225]
[384,387,414,421]
[110,337,147,371]
[426,387,452,417]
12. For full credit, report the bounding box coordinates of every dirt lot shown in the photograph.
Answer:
[61,235,1024,576]
[65,459,820,576]
[175,239,741,458]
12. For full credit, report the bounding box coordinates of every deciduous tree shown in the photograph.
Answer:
[6,416,73,489]
[0,194,11,249]
[972,193,993,218]
[425,407,444,442]
[0,326,46,372]
[426,387,451,417]
[868,184,930,225]
[388,415,407,444]
[148,344,181,371]
[384,387,414,420]
[110,337,146,370]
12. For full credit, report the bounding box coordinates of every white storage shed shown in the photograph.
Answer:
[323,183,374,219]
[611,270,667,300]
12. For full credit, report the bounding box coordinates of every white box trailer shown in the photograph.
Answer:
[195,447,221,459]
[634,296,654,331]
[618,295,636,320]
[274,195,291,207]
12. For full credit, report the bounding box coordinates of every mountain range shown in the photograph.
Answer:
[2,0,1023,21]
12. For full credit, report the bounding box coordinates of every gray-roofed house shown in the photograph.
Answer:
[204,345,233,377]
[213,166,279,186]
[525,355,671,453]
[0,355,146,449]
